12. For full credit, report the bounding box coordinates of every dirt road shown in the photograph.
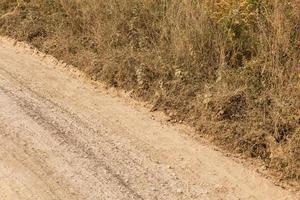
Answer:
[0,37,298,200]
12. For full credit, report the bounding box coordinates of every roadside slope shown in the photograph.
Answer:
[1,0,299,184]
[0,38,298,200]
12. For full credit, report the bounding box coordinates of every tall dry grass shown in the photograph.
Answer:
[0,0,299,183]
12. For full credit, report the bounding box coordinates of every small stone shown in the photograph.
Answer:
[213,148,220,152]
[261,165,267,170]
[201,190,209,195]
[169,112,175,117]
[176,189,183,194]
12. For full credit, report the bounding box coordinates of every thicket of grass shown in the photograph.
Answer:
[0,0,299,183]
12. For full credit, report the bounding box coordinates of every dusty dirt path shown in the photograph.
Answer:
[0,37,298,200]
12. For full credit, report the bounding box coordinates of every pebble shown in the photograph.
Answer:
[176,189,183,194]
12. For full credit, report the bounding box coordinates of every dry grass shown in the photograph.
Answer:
[0,0,299,183]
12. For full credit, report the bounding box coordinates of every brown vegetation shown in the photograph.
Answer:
[0,0,299,183]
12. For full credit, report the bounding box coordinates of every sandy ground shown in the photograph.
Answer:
[0,37,298,200]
